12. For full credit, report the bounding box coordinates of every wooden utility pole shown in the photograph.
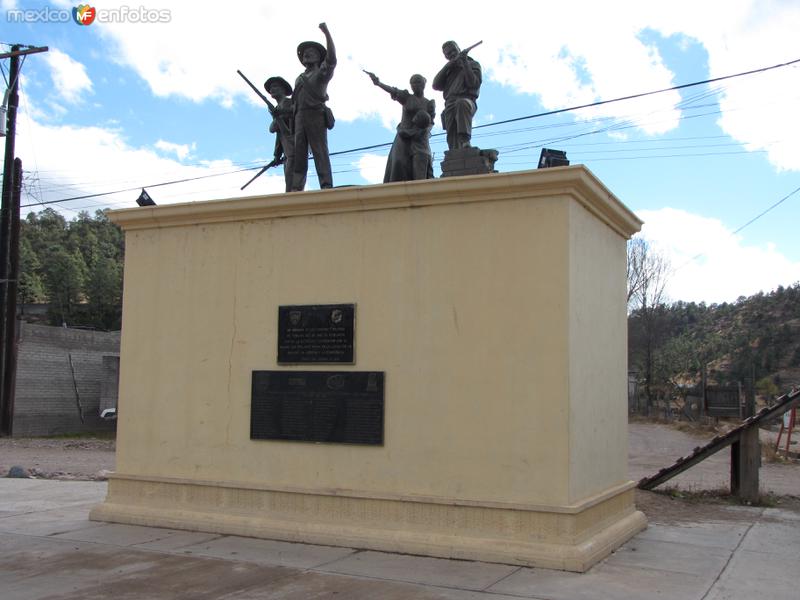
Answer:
[0,43,48,436]
[0,158,21,435]
[731,369,760,503]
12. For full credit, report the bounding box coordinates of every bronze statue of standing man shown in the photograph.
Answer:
[432,41,482,151]
[292,23,336,191]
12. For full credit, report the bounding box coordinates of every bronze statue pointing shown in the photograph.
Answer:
[292,22,336,191]
[432,40,483,151]
[364,70,435,183]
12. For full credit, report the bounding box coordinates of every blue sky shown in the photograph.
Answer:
[2,0,800,303]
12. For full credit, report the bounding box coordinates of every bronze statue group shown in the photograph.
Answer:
[246,23,483,192]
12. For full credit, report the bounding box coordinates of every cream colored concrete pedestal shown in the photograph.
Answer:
[92,167,645,571]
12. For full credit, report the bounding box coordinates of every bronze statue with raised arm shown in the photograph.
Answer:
[292,22,336,191]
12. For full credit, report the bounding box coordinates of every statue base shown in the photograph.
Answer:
[440,147,498,177]
[95,168,645,572]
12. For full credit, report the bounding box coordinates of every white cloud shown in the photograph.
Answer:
[645,1,800,172]
[14,92,285,213]
[356,153,387,184]
[74,1,800,171]
[44,49,94,104]
[637,207,800,304]
[83,1,684,131]
[154,139,195,161]
[488,5,683,136]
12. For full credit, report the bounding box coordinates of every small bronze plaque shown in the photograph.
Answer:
[250,370,384,445]
[277,304,355,364]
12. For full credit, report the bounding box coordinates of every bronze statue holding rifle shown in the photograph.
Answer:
[236,70,294,192]
[364,70,435,183]
[264,76,295,192]
[432,40,483,151]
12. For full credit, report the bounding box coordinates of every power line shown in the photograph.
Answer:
[732,185,800,235]
[574,150,768,161]
[29,99,736,200]
[672,185,800,271]
[496,108,727,156]
[21,166,257,208]
[472,56,800,130]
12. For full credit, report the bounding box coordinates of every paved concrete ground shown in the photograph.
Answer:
[1,479,797,599]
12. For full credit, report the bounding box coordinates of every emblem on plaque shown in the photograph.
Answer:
[366,372,378,392]
[326,374,346,390]
[253,372,270,395]
[289,310,303,326]
[330,308,343,324]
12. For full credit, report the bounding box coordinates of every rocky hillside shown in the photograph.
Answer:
[628,283,800,400]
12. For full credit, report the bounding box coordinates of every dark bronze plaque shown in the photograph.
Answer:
[250,370,384,445]
[277,304,355,364]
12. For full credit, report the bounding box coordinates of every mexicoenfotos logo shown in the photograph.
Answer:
[6,5,171,24]
[73,5,96,26]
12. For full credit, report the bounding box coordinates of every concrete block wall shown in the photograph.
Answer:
[12,322,120,437]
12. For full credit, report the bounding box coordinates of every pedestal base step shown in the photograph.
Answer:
[440,147,499,177]
[91,475,646,572]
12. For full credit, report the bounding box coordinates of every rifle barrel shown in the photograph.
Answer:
[237,70,275,112]
[241,166,269,190]
[462,40,483,54]
[240,158,284,190]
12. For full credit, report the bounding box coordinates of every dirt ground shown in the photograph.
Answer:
[2,421,798,523]
[627,419,800,521]
[0,437,115,480]
[634,488,800,524]
[628,421,800,496]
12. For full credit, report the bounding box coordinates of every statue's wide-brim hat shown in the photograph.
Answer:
[297,41,326,64]
[264,76,293,96]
